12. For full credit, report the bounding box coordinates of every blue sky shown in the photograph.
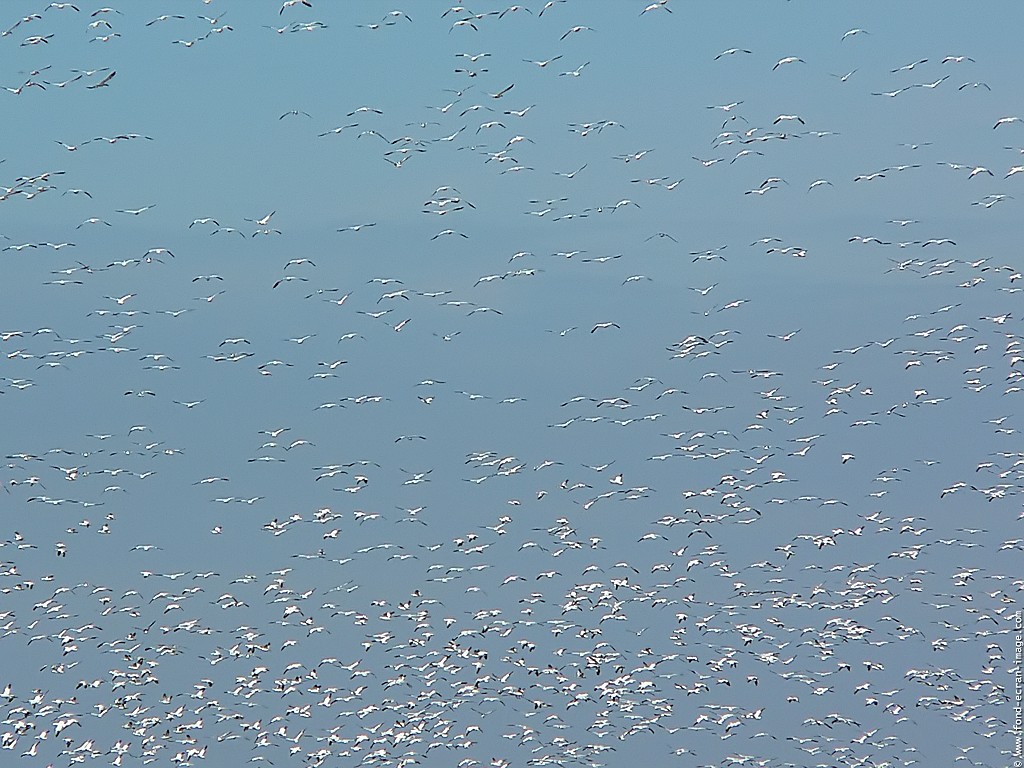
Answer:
[2,2,1023,767]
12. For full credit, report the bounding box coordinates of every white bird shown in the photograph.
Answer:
[830,69,857,82]
[85,70,116,88]
[246,210,276,226]
[560,62,590,77]
[146,14,185,26]
[640,1,671,14]
[116,204,156,215]
[714,47,751,59]
[773,56,804,70]
[560,25,593,40]
[524,56,561,68]
[489,83,514,98]
[892,58,927,72]
[280,0,312,13]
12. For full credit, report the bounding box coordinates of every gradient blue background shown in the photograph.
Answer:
[2,3,1022,767]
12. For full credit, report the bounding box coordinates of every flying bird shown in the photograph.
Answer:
[85,70,116,88]
[773,56,804,70]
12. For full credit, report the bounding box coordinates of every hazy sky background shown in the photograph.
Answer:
[2,2,1022,767]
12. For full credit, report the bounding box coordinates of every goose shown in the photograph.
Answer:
[892,58,927,72]
[85,71,115,88]
[523,56,561,67]
[714,48,751,59]
[773,56,804,70]
[280,0,312,13]
[560,25,594,40]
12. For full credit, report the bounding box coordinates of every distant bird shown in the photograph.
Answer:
[560,25,593,40]
[489,83,514,98]
[524,56,561,67]
[830,69,857,82]
[280,0,312,13]
[85,70,115,88]
[559,62,589,77]
[773,56,804,70]
[319,123,358,136]
[841,28,869,41]
[146,14,186,25]
[246,211,276,226]
[892,58,928,72]
[640,1,671,14]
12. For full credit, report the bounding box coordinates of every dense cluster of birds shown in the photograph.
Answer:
[2,2,1022,767]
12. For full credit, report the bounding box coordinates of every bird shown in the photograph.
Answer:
[76,217,111,228]
[715,48,751,59]
[773,56,804,70]
[280,0,312,13]
[85,70,115,88]
[146,14,186,25]
[560,25,594,40]
[523,56,561,67]
[892,58,928,72]
[115,204,156,215]
[489,83,514,98]
[246,211,276,226]
[559,62,590,77]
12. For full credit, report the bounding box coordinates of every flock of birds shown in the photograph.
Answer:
[2,2,1023,768]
